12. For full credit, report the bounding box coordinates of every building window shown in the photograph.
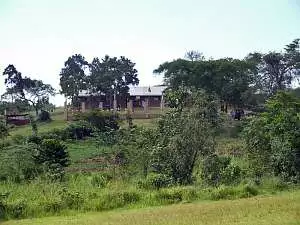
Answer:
[154,97,159,101]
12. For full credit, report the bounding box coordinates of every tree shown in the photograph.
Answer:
[246,39,300,95]
[34,139,69,180]
[185,50,204,61]
[151,91,220,184]
[243,91,300,182]
[89,55,139,111]
[2,65,55,116]
[0,120,9,140]
[154,58,254,111]
[59,54,89,106]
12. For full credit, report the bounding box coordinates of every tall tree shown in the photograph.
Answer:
[2,65,55,116]
[185,50,204,61]
[246,39,300,95]
[154,58,254,110]
[89,55,139,111]
[59,54,89,106]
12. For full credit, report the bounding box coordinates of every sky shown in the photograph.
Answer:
[0,0,300,106]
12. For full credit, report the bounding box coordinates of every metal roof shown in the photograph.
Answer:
[129,86,167,96]
[79,86,168,97]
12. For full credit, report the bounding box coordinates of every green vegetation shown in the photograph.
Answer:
[4,190,300,225]
[0,39,299,224]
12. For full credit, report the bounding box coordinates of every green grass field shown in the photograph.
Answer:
[4,190,300,225]
[8,108,158,138]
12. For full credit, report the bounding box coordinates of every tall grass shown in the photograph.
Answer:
[5,190,300,225]
[0,173,296,220]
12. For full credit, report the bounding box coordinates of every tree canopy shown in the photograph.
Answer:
[155,39,300,110]
[246,39,300,95]
[59,54,89,101]
[2,65,55,115]
[89,55,139,97]
[154,57,254,109]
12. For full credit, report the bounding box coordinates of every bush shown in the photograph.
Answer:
[201,155,242,186]
[0,140,11,149]
[60,189,84,210]
[35,139,69,180]
[0,192,9,219]
[96,129,117,146]
[137,173,173,190]
[154,188,183,204]
[40,128,69,141]
[96,190,140,210]
[6,200,27,219]
[38,110,51,122]
[260,177,289,192]
[27,135,42,145]
[210,186,237,200]
[240,184,259,198]
[221,164,242,185]
[243,92,300,182]
[201,155,230,186]
[11,134,26,145]
[0,144,39,182]
[76,110,119,132]
[65,120,95,140]
[41,199,63,213]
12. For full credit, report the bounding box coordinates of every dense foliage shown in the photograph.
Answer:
[151,91,220,184]
[243,92,300,182]
[76,110,119,132]
[38,110,51,122]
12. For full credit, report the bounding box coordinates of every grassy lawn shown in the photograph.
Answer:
[8,108,158,137]
[4,190,300,225]
[8,108,68,137]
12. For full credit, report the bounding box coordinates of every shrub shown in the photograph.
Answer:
[260,177,289,192]
[0,192,9,219]
[96,190,140,210]
[151,91,219,184]
[201,155,242,186]
[240,184,259,198]
[76,110,119,132]
[221,164,242,185]
[201,154,230,186]
[41,199,63,213]
[35,139,69,180]
[27,135,42,145]
[96,129,117,146]
[154,188,183,204]
[210,186,238,200]
[40,128,69,141]
[243,92,300,182]
[137,173,173,190]
[0,140,11,149]
[38,110,51,122]
[0,144,39,182]
[6,200,27,219]
[11,134,26,145]
[65,120,95,140]
[60,189,84,210]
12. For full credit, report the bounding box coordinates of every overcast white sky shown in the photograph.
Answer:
[1,0,300,106]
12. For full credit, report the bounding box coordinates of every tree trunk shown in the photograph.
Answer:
[34,105,39,117]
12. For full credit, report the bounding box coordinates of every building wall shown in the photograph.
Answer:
[78,95,163,110]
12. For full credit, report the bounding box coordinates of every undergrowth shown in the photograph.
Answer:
[0,174,296,220]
